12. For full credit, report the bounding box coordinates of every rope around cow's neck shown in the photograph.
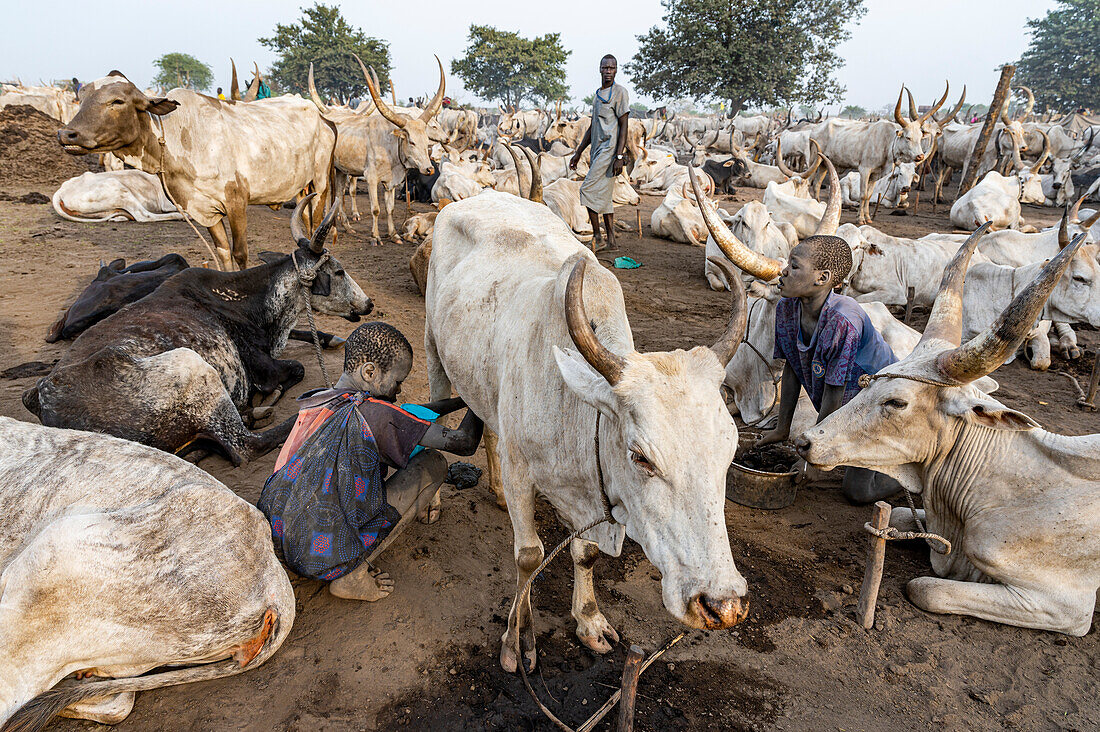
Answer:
[149,113,221,267]
[291,249,333,389]
[515,410,619,732]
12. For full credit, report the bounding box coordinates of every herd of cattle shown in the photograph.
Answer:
[2,64,1100,729]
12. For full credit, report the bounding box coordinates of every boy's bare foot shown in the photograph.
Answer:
[328,563,395,601]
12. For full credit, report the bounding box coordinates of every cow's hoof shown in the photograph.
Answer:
[417,494,441,524]
[1067,346,1082,360]
[576,613,619,654]
[500,638,536,674]
[252,405,274,422]
[370,238,382,247]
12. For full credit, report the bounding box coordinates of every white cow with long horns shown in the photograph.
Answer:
[424,187,783,672]
[797,226,1100,636]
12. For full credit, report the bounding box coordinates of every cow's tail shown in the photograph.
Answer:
[0,607,284,732]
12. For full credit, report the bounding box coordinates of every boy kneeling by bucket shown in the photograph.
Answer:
[259,321,483,600]
[755,235,900,504]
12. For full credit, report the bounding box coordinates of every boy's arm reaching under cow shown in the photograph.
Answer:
[419,407,484,456]
[756,362,801,447]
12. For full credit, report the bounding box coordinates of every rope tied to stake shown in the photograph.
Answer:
[291,249,333,389]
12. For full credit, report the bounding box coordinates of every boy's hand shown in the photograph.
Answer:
[569,153,580,170]
[755,428,789,448]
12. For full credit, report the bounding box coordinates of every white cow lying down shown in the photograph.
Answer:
[52,170,183,223]
[799,229,1100,636]
[0,417,294,728]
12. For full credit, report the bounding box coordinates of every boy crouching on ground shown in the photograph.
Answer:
[756,235,901,504]
[259,321,483,600]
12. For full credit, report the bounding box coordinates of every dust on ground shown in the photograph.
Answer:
[1,159,1097,731]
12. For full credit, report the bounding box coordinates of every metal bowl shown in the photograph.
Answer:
[726,461,799,510]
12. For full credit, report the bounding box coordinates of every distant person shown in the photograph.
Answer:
[251,74,272,100]
[570,54,629,252]
[71,77,81,100]
[216,87,226,100]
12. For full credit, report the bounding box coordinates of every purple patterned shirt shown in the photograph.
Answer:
[773,292,897,411]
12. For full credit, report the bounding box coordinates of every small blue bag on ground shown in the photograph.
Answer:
[258,392,399,581]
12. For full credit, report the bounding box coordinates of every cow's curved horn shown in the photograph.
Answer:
[906,88,919,122]
[918,81,950,124]
[307,63,327,112]
[519,145,543,203]
[565,258,625,385]
[938,85,966,125]
[938,232,1087,382]
[919,222,993,346]
[356,55,405,128]
[893,86,908,126]
[309,199,339,253]
[960,105,973,124]
[290,193,315,247]
[1000,97,1012,125]
[1082,208,1100,230]
[1058,205,1071,249]
[689,165,783,281]
[813,154,841,236]
[419,55,446,122]
[503,144,527,199]
[1018,86,1035,121]
[706,255,748,367]
[230,58,241,101]
[774,137,796,178]
[1030,130,1051,173]
[241,63,261,102]
[1069,191,1088,223]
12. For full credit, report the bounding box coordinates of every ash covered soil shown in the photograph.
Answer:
[1,147,1098,731]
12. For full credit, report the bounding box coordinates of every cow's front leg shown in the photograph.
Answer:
[367,178,382,245]
[349,177,362,221]
[207,219,235,271]
[906,577,1094,636]
[859,168,880,224]
[500,473,543,673]
[226,203,250,271]
[385,187,403,244]
[571,537,618,653]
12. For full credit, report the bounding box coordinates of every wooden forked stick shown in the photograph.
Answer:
[857,501,892,629]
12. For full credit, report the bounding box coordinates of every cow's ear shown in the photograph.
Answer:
[144,97,179,116]
[256,251,283,264]
[944,395,1040,431]
[553,346,617,416]
[310,272,331,297]
[107,70,128,79]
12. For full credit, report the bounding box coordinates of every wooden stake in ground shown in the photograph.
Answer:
[857,501,892,629]
[1078,351,1100,411]
[959,65,1015,196]
[616,645,646,732]
[405,181,411,220]
[636,207,642,239]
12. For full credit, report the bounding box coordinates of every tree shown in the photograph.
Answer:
[451,25,570,108]
[153,53,213,92]
[1017,0,1100,112]
[260,3,391,104]
[840,104,867,119]
[627,0,866,116]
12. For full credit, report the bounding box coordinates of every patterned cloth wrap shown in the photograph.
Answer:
[258,391,399,581]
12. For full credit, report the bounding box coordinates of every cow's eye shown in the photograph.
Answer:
[110,99,125,106]
[630,449,656,476]
[1073,275,1090,284]
[335,269,345,277]
[884,398,908,410]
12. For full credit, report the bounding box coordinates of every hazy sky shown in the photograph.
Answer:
[1,0,1055,111]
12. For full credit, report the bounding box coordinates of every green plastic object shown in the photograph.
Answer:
[613,256,642,269]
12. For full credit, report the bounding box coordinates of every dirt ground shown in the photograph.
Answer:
[2,162,1098,731]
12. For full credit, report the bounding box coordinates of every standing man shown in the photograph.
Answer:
[570,54,630,252]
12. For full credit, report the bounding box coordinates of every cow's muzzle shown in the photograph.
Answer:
[343,299,374,322]
[57,129,90,154]
[687,593,749,629]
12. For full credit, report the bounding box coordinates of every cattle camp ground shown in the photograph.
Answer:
[4,3,1100,730]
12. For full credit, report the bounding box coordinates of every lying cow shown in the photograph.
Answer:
[651,178,719,245]
[797,229,1100,636]
[46,254,189,342]
[24,197,373,465]
[0,417,293,728]
[704,201,796,291]
[52,170,183,223]
[950,166,1047,231]
[425,188,779,672]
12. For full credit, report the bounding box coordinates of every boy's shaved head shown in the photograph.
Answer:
[344,322,412,376]
[799,235,853,287]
